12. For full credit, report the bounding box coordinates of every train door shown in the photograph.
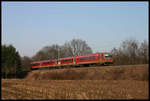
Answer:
[56,59,61,65]
[97,54,100,61]
[99,53,104,64]
[98,53,104,60]
[101,54,104,60]
[73,57,76,64]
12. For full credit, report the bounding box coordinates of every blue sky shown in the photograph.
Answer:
[2,2,148,57]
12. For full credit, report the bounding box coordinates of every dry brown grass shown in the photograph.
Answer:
[2,79,148,100]
[2,64,149,100]
[26,64,149,81]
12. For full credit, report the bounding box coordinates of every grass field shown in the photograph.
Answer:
[1,64,149,100]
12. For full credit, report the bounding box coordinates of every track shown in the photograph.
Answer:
[31,64,114,71]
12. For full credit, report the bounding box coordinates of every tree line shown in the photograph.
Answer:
[2,45,22,78]
[111,39,149,65]
[1,39,92,78]
[32,39,92,61]
[1,38,149,78]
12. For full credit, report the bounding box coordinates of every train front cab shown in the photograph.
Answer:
[102,53,113,65]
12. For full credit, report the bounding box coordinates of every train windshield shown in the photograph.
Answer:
[104,54,112,59]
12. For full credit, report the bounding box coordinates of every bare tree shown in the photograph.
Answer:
[60,42,73,57]
[138,40,149,64]
[121,39,139,64]
[69,39,93,56]
[32,44,60,61]
[32,51,47,61]
[21,56,32,71]
[111,38,139,65]
[111,38,148,65]
[32,39,93,61]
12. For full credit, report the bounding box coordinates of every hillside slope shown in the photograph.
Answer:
[25,64,149,80]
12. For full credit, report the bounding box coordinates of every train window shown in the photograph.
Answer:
[50,61,55,64]
[79,57,89,61]
[104,55,112,59]
[32,63,40,66]
[89,56,96,60]
[61,59,73,62]
[42,60,55,65]
[79,56,96,61]
[42,62,50,65]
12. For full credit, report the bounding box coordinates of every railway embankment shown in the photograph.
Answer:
[25,64,149,81]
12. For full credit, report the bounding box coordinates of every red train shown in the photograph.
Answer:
[30,53,113,70]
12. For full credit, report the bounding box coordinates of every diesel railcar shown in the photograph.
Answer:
[30,53,113,70]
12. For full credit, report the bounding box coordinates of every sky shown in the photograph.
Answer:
[2,2,149,57]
